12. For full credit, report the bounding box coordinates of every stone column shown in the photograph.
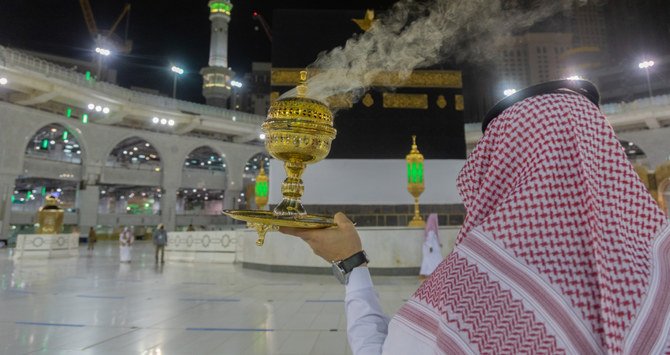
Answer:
[222,151,245,211]
[0,173,17,240]
[159,143,183,232]
[223,188,241,210]
[77,185,100,238]
[160,186,178,232]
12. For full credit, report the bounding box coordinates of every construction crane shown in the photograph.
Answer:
[79,1,132,54]
[252,11,272,43]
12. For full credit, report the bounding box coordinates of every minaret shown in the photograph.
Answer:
[201,0,235,107]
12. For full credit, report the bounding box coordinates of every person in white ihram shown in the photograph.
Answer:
[419,213,442,279]
[119,226,134,263]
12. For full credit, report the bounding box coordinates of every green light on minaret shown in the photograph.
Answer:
[41,139,49,150]
[210,1,232,15]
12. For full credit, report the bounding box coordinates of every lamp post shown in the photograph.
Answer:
[406,135,425,227]
[171,65,184,99]
[503,88,517,96]
[94,47,111,80]
[254,165,269,210]
[638,60,655,100]
[231,80,243,110]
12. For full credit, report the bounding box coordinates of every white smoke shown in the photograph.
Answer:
[280,0,591,104]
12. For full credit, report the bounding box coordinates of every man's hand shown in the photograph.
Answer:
[280,212,362,262]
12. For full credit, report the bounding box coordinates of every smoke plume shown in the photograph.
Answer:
[281,0,591,104]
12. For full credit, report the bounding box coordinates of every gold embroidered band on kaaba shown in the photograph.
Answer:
[383,93,428,109]
[271,68,462,89]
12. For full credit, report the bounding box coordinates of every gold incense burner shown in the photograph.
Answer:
[224,71,337,246]
[37,195,64,234]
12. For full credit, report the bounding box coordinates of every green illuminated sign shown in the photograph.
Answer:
[407,162,423,184]
[41,139,49,149]
[85,71,92,81]
[66,107,72,118]
[82,114,88,124]
[255,181,269,198]
[41,187,47,195]
[62,131,68,140]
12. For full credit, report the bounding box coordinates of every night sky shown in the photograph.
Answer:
[1,1,669,104]
[0,1,397,103]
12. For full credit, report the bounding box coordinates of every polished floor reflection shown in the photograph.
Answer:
[0,242,420,354]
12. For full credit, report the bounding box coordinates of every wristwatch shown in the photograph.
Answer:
[331,250,369,285]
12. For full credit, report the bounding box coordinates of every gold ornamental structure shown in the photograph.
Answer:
[224,71,337,246]
[37,195,64,234]
[254,165,269,210]
[406,135,425,227]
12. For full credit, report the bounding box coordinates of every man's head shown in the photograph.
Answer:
[158,224,164,230]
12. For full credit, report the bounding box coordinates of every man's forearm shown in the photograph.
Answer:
[345,267,390,355]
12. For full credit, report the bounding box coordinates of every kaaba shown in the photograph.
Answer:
[271,9,466,160]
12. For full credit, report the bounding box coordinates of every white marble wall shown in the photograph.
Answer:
[13,234,79,259]
[165,231,238,263]
[240,226,461,273]
[269,159,465,205]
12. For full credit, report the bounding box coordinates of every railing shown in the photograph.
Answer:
[0,45,265,126]
[601,94,670,115]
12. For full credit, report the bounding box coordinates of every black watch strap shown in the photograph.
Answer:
[338,251,369,274]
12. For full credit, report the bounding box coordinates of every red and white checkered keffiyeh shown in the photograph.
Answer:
[390,92,670,354]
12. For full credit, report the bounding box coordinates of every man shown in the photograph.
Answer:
[153,224,167,263]
[282,84,670,354]
[86,226,96,253]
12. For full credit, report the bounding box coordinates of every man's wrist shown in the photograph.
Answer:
[332,251,369,285]
[345,267,373,293]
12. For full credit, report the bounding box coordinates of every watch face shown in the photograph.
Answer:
[332,263,346,284]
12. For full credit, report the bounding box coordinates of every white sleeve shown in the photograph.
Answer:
[345,267,390,355]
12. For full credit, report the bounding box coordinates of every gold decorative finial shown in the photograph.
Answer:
[296,70,308,98]
[352,9,375,31]
[408,135,421,155]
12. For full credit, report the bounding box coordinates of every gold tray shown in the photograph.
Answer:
[222,210,335,246]
[222,210,335,228]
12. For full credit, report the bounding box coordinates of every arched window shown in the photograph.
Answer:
[25,123,83,164]
[184,146,226,172]
[106,137,161,171]
[178,146,227,217]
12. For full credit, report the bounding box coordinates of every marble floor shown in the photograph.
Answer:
[0,242,421,355]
